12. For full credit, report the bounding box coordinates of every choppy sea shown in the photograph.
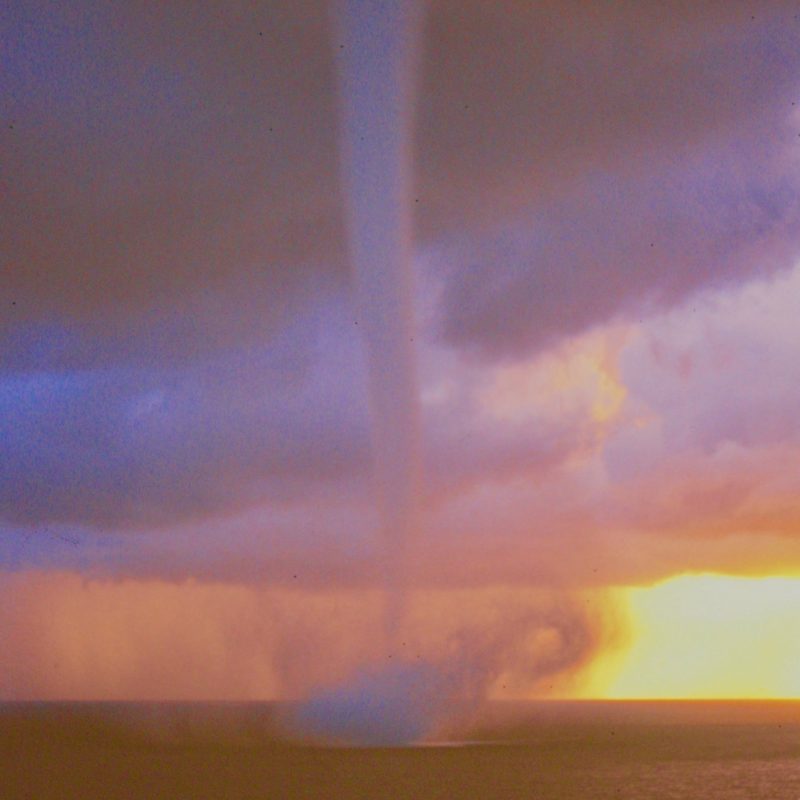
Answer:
[1,700,798,798]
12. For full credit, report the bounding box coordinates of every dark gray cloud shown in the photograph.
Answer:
[0,295,371,528]
[3,0,800,541]
[435,134,800,358]
[2,1,341,363]
[4,1,800,365]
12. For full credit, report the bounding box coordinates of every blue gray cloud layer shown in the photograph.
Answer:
[3,2,800,581]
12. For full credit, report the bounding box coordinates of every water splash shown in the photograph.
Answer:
[289,595,602,745]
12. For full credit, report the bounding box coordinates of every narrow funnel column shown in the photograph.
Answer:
[333,0,424,642]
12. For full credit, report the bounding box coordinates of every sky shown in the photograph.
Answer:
[3,0,800,702]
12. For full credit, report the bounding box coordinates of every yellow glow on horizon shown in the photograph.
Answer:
[596,575,800,699]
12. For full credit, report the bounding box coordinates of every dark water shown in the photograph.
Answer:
[2,701,799,799]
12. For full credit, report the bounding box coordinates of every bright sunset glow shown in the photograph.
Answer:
[601,575,800,699]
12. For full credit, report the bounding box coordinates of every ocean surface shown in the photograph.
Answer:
[1,700,799,799]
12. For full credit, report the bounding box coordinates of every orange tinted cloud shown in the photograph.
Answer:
[0,572,619,701]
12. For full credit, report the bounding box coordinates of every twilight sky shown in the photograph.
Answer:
[3,1,800,700]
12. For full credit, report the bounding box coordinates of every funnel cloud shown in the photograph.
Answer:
[334,0,425,639]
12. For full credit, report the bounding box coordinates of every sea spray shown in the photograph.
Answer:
[288,593,603,745]
[333,0,425,642]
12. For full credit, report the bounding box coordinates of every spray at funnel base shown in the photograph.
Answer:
[334,0,425,641]
[291,661,445,746]
[287,595,606,746]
